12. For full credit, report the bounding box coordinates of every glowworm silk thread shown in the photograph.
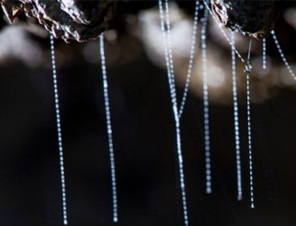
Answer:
[231,32,243,201]
[99,34,119,223]
[49,34,68,225]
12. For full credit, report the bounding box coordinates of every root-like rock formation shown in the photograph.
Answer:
[0,0,117,42]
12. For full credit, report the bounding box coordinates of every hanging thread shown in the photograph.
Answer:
[99,34,119,223]
[271,30,296,81]
[262,38,267,69]
[158,1,189,225]
[245,39,255,209]
[231,32,242,201]
[178,0,199,118]
[49,34,68,225]
[163,0,177,105]
[200,4,212,194]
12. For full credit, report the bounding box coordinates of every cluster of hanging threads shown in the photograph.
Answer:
[203,0,258,208]
[49,34,69,225]
[99,34,119,223]
[200,3,212,194]
[158,0,201,225]
[12,2,296,225]
[231,32,243,201]
[203,0,256,206]
[49,34,118,224]
[245,39,255,209]
[47,3,296,224]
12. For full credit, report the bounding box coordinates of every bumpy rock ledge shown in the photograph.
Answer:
[0,0,118,42]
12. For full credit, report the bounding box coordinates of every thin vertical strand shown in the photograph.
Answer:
[173,105,189,226]
[49,34,68,225]
[158,0,178,111]
[158,0,177,110]
[159,1,189,226]
[201,5,212,194]
[99,34,118,223]
[271,30,296,81]
[164,0,178,104]
[262,38,267,69]
[245,39,255,209]
[202,0,245,63]
[178,0,199,118]
[231,32,242,201]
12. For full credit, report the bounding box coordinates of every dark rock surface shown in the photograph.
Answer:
[0,0,117,42]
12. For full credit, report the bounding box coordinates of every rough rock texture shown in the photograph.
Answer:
[210,0,280,39]
[0,0,117,42]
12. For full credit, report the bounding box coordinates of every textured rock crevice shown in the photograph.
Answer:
[210,0,280,39]
[0,0,117,42]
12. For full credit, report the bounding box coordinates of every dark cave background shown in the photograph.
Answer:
[0,1,296,226]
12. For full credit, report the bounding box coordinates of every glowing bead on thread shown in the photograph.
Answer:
[99,34,119,223]
[231,32,243,201]
[49,34,68,225]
